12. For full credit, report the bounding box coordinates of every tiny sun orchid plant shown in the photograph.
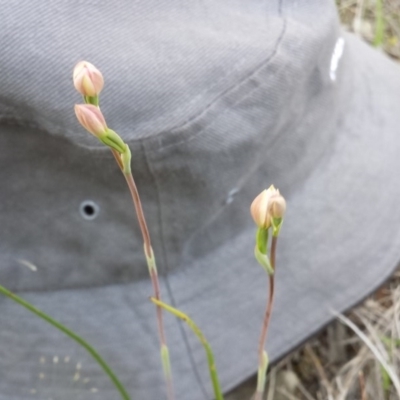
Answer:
[0,60,287,400]
[73,61,175,400]
[251,185,286,400]
[72,61,229,400]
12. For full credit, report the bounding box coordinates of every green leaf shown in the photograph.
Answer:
[254,245,274,275]
[150,297,224,400]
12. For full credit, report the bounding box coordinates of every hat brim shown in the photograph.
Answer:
[2,33,400,400]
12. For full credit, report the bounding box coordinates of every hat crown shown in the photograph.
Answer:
[0,0,343,290]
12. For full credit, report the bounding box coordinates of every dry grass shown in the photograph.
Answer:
[337,0,400,58]
[263,268,400,400]
[226,269,400,400]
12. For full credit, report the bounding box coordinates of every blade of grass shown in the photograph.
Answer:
[334,311,400,397]
[150,297,224,400]
[304,343,334,400]
[374,0,385,47]
[380,335,400,395]
[0,284,131,400]
[266,366,277,400]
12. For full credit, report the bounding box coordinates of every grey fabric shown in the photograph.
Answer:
[1,1,400,399]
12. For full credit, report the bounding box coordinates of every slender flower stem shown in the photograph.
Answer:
[111,150,151,255]
[255,236,278,400]
[111,148,124,170]
[151,297,224,400]
[123,170,152,260]
[111,149,174,400]
[0,284,131,400]
[257,277,275,367]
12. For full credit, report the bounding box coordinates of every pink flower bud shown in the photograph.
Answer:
[250,185,283,229]
[73,61,104,97]
[74,104,108,138]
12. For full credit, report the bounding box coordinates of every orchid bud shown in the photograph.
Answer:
[74,104,128,154]
[250,185,279,229]
[73,61,104,97]
[74,104,108,138]
[268,191,286,219]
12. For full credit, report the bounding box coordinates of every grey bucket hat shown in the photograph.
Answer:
[1,0,400,399]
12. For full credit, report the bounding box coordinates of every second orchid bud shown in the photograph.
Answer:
[73,61,104,97]
[75,104,108,138]
[74,104,128,157]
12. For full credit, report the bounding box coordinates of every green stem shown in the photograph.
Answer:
[151,297,224,400]
[256,351,269,396]
[0,284,131,400]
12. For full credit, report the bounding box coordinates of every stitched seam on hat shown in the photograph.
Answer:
[0,118,112,157]
[0,116,42,131]
[1,19,287,150]
[144,17,288,153]
[130,17,288,144]
[129,42,285,140]
[0,23,288,156]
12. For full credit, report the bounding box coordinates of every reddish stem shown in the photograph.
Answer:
[255,236,277,400]
[123,173,151,257]
[257,277,275,366]
[115,154,151,257]
[111,149,173,400]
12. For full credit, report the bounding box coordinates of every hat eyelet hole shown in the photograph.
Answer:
[80,200,99,221]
